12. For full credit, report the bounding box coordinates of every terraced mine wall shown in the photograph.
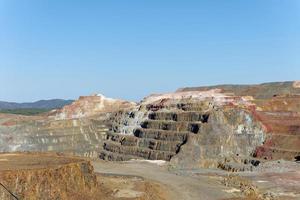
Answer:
[251,95,300,161]
[0,114,111,157]
[173,82,300,166]
[171,106,265,169]
[100,99,266,170]
[99,83,300,169]
[1,82,299,170]
[0,94,136,157]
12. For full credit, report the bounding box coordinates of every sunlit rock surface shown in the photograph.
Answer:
[0,114,110,157]
[101,91,265,169]
[0,153,98,200]
[53,93,136,120]
[100,81,300,169]
[0,82,300,170]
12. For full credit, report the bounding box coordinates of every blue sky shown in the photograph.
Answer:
[0,1,299,102]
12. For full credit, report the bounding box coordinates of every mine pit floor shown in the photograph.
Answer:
[0,153,169,200]
[0,153,299,200]
[0,153,83,171]
[92,159,300,200]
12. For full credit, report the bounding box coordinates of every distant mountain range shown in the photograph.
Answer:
[0,99,74,110]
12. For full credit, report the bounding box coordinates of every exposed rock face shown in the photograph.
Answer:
[0,113,110,157]
[110,108,147,135]
[0,153,98,200]
[1,82,299,170]
[293,80,300,88]
[251,95,300,160]
[100,82,300,169]
[100,90,266,169]
[175,82,300,165]
[171,106,265,169]
[54,94,136,120]
[0,94,136,157]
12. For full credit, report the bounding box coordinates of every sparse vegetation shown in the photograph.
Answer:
[0,108,51,116]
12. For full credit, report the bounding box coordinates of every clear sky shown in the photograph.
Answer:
[0,0,299,102]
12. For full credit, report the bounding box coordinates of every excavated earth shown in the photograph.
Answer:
[92,159,300,200]
[0,81,300,199]
[0,153,99,200]
[0,153,169,200]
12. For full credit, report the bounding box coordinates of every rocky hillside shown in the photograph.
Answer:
[0,153,98,200]
[0,81,299,171]
[54,94,136,120]
[0,99,73,110]
[176,81,300,162]
[101,89,265,169]
[0,94,136,157]
[101,81,300,170]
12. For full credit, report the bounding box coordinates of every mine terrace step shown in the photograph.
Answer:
[134,128,189,142]
[99,150,144,161]
[262,123,300,135]
[103,141,176,161]
[106,132,138,146]
[148,111,209,123]
[256,111,300,121]
[24,134,105,145]
[137,138,182,152]
[264,134,300,151]
[264,146,300,154]
[259,119,300,126]
[106,133,183,152]
[256,111,300,116]
[174,102,212,111]
[107,132,184,144]
[37,126,110,133]
[141,120,202,133]
[264,133,300,136]
[146,101,211,112]
[255,146,300,160]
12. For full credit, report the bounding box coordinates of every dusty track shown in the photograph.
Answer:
[0,153,170,200]
[93,160,300,200]
[92,160,236,200]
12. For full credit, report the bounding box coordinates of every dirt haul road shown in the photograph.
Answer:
[92,160,237,200]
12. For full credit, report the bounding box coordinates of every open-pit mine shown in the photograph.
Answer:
[0,81,300,200]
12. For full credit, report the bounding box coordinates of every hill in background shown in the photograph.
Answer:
[0,99,74,115]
